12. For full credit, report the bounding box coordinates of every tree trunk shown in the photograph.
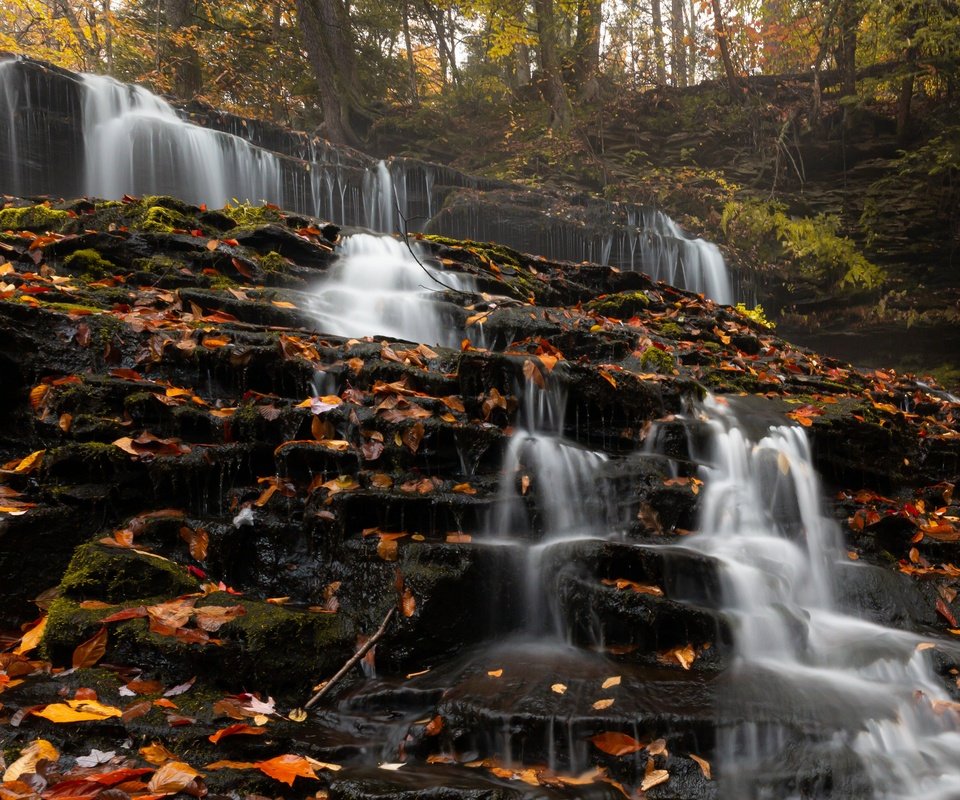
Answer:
[573,0,601,99]
[687,0,696,82]
[534,0,572,130]
[837,0,858,97]
[402,2,420,105]
[710,0,739,97]
[651,0,667,84]
[163,0,202,98]
[295,0,357,144]
[670,0,687,87]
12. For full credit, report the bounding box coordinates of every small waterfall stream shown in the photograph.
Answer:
[686,396,960,799]
[0,56,736,303]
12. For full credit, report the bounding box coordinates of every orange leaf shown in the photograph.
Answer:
[15,617,47,655]
[401,588,416,618]
[590,732,644,756]
[72,627,107,668]
[32,699,122,723]
[209,724,267,744]
[690,753,711,780]
[256,755,318,786]
[139,742,179,765]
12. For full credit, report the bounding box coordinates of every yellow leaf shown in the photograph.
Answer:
[139,742,179,766]
[32,699,122,723]
[271,300,297,309]
[551,683,567,694]
[601,676,621,689]
[13,450,44,474]
[3,739,59,782]
[14,617,46,655]
[487,669,503,678]
[592,698,614,710]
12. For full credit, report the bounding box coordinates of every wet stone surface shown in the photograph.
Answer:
[0,197,957,798]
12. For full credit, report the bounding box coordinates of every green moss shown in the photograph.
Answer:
[59,542,199,603]
[142,205,190,233]
[586,290,650,318]
[658,322,684,338]
[132,255,182,275]
[223,202,282,228]
[419,235,523,268]
[63,248,116,278]
[0,204,70,232]
[256,251,288,272]
[639,346,675,373]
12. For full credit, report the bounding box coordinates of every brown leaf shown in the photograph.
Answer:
[690,753,711,780]
[72,627,108,669]
[146,760,204,794]
[522,359,545,389]
[640,768,670,791]
[139,742,179,765]
[180,526,209,561]
[401,422,425,454]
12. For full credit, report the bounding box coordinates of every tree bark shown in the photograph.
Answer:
[651,0,667,84]
[295,0,357,144]
[572,0,601,99]
[163,0,202,98]
[670,0,687,87]
[534,0,572,129]
[710,0,739,97]
[402,2,420,104]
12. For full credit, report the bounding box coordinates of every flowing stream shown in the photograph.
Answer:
[0,57,734,303]
[685,396,960,798]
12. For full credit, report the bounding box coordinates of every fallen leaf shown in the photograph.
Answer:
[14,617,47,655]
[690,753,711,779]
[551,683,567,694]
[72,627,108,668]
[33,699,122,723]
[601,676,621,689]
[139,742,179,765]
[592,698,614,710]
[589,732,643,756]
[641,768,670,791]
[209,724,267,744]
[256,754,318,786]
[3,739,59,782]
[401,588,416,618]
[487,669,503,678]
[146,760,203,794]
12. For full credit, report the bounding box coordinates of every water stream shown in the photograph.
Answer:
[685,396,960,798]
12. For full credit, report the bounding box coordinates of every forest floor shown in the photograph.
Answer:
[369,76,960,387]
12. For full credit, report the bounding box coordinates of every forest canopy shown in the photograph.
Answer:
[1,0,958,147]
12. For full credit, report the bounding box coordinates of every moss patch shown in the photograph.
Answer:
[63,248,116,278]
[0,204,70,232]
[58,542,199,603]
[586,290,651,318]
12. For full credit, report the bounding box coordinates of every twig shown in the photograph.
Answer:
[394,202,474,299]
[303,606,396,710]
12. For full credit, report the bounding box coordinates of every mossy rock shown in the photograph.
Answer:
[256,250,289,272]
[63,248,116,278]
[658,322,685,339]
[0,204,70,232]
[585,291,650,318]
[43,593,351,694]
[43,442,130,483]
[223,203,283,229]
[58,542,200,603]
[638,346,676,373]
[141,205,191,233]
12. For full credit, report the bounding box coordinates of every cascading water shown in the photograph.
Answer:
[487,372,616,635]
[0,56,738,303]
[309,232,474,347]
[686,396,960,798]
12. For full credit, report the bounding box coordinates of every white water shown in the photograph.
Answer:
[688,396,960,799]
[0,58,738,303]
[309,233,474,347]
[487,374,615,634]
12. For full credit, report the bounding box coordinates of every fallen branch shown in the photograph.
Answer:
[303,606,396,710]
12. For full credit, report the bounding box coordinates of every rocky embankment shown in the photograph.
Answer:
[0,195,959,799]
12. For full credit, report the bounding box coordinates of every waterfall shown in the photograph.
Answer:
[687,396,960,799]
[0,56,737,303]
[486,372,615,635]
[309,232,474,347]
